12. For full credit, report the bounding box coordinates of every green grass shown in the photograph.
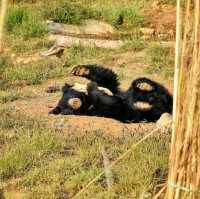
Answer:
[6,6,46,39]
[0,89,36,104]
[0,109,63,180]
[0,59,66,90]
[41,0,144,29]
[41,1,99,25]
[8,37,54,54]
[63,45,112,66]
[0,108,170,198]
[0,91,20,104]
[122,38,147,51]
[145,43,174,78]
[0,130,62,179]
[95,1,144,29]
[0,45,113,90]
[0,45,112,90]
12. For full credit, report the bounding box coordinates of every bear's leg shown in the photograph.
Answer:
[71,64,119,93]
[127,77,173,121]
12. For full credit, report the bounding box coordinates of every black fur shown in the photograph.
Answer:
[72,64,119,93]
[49,84,91,115]
[50,65,173,123]
[125,77,173,121]
[86,82,143,122]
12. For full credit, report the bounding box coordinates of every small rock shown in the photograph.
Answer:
[156,113,173,130]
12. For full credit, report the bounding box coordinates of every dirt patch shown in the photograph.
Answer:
[6,92,155,137]
[144,4,176,38]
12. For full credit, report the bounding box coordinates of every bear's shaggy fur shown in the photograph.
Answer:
[49,64,173,122]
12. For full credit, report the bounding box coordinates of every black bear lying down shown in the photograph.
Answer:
[49,64,173,123]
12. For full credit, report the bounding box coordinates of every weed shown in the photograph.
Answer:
[88,1,144,29]
[0,108,36,130]
[0,46,111,90]
[0,90,20,103]
[0,89,35,104]
[9,37,54,53]
[17,133,170,198]
[6,7,28,32]
[0,55,12,71]
[145,43,174,78]
[6,6,46,39]
[0,108,63,180]
[123,38,147,51]
[0,56,13,89]
[41,1,98,24]
[0,129,63,179]
[63,45,111,66]
[0,59,66,89]
[41,0,144,29]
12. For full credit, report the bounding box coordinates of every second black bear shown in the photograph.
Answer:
[49,64,173,122]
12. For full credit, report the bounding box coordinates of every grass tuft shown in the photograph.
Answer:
[63,45,111,66]
[41,0,144,29]
[0,108,63,180]
[0,129,63,179]
[41,1,98,25]
[6,6,46,39]
[123,38,147,51]
[0,46,111,90]
[145,43,174,78]
[0,91,20,104]
[0,59,66,89]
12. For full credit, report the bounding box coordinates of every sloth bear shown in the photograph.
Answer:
[49,64,173,123]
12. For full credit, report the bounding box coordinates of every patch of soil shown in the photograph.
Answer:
[8,94,155,137]
[144,4,176,38]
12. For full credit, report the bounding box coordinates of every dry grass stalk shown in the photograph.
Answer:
[101,146,114,190]
[166,0,200,198]
[0,0,8,53]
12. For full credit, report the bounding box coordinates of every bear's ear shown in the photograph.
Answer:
[68,98,82,110]
[133,101,153,111]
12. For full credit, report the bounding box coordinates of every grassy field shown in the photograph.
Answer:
[0,0,175,198]
[0,109,170,198]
